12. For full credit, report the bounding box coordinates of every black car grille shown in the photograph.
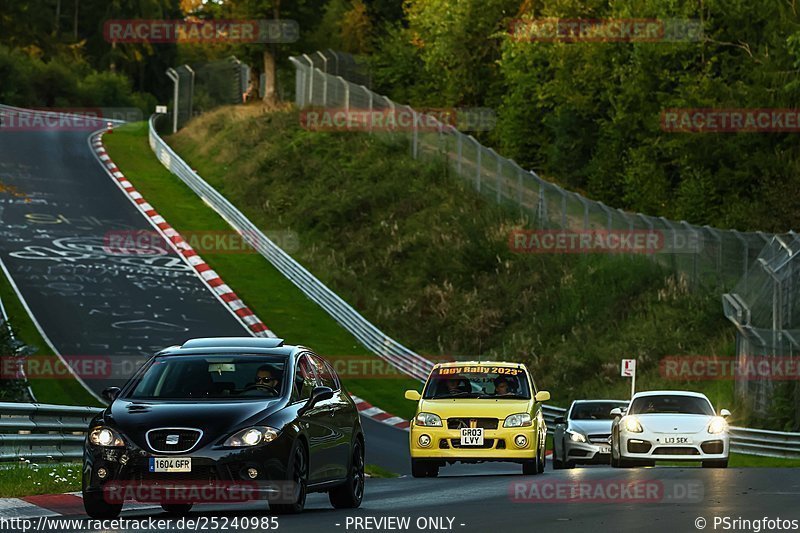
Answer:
[146,429,203,453]
[653,446,700,456]
[446,418,499,430]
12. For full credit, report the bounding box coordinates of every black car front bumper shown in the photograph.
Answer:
[83,432,296,504]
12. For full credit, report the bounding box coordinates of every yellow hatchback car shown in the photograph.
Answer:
[405,361,550,477]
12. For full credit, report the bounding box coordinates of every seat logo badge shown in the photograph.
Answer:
[166,434,179,445]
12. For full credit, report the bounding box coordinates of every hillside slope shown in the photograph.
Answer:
[168,105,737,416]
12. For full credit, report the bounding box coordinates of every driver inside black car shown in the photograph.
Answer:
[253,365,281,392]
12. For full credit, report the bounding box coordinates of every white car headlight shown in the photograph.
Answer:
[224,426,279,447]
[504,413,533,428]
[89,427,125,447]
[707,417,728,434]
[623,416,643,433]
[567,430,586,443]
[415,412,443,427]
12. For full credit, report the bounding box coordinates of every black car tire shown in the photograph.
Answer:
[411,459,438,478]
[161,503,193,516]
[270,442,308,514]
[329,439,365,509]
[83,490,122,519]
[702,459,728,468]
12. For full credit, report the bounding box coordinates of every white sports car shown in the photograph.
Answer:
[610,390,730,468]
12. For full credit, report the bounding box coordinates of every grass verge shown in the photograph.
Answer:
[102,122,419,420]
[0,462,80,497]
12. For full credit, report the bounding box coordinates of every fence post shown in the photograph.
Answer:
[302,54,314,105]
[166,68,179,134]
[361,85,372,133]
[337,76,349,112]
[456,132,463,175]
[412,108,419,159]
[328,48,339,75]
[474,139,482,192]
[495,151,502,204]
[318,52,329,105]
[537,180,546,228]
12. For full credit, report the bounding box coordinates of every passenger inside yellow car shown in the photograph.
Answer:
[494,377,512,396]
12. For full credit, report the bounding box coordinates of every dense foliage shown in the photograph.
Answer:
[366,0,800,233]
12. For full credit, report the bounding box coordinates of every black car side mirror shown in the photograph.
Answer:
[554,416,566,425]
[298,386,334,416]
[102,386,121,402]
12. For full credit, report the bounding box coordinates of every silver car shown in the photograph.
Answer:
[552,399,629,469]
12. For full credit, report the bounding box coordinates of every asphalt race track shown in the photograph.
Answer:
[0,125,249,395]
[54,437,800,533]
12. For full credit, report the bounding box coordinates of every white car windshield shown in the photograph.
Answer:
[628,395,714,416]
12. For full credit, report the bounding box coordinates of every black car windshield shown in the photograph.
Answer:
[125,355,289,400]
[570,401,628,420]
[423,365,531,399]
[628,395,714,416]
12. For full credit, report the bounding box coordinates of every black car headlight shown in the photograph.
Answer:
[89,426,125,447]
[224,426,280,447]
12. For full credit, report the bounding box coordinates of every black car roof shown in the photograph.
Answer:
[156,337,302,358]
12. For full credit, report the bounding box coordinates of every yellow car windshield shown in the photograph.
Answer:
[423,365,530,400]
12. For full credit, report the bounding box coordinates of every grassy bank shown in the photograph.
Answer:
[164,105,738,418]
[0,462,81,497]
[103,122,419,420]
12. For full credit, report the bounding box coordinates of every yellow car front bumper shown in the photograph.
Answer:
[409,425,541,461]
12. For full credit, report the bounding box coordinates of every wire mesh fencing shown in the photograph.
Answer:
[289,50,775,290]
[165,56,251,132]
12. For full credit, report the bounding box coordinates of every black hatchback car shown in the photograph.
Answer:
[82,337,365,518]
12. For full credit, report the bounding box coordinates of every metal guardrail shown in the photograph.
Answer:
[148,115,433,382]
[0,403,102,461]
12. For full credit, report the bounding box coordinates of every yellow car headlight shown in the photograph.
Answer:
[707,417,728,434]
[623,416,643,433]
[415,412,443,427]
[503,413,533,428]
